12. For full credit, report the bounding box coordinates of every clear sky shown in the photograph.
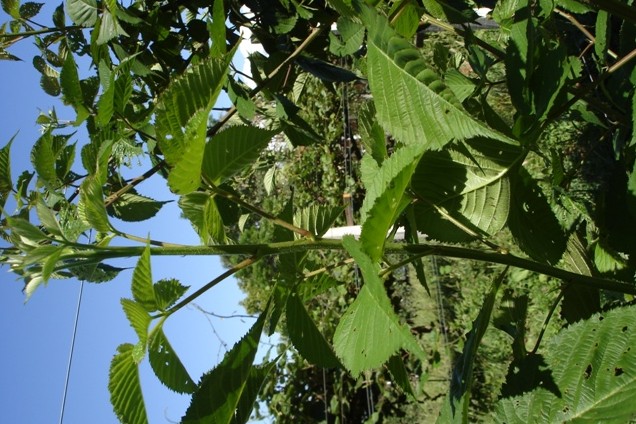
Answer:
[0,5,272,423]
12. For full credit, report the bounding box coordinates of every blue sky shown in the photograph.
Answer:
[0,5,273,423]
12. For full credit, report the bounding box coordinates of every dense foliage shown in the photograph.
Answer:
[2,0,636,423]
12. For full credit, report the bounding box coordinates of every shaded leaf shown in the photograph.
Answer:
[148,327,196,394]
[286,293,341,368]
[19,2,44,20]
[167,108,208,195]
[107,192,169,222]
[233,361,278,424]
[66,0,98,27]
[0,136,14,196]
[294,205,344,238]
[296,55,359,82]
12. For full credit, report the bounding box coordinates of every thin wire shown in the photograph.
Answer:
[59,278,85,424]
[59,231,91,424]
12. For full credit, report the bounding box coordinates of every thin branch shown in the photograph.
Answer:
[303,257,355,279]
[531,289,564,354]
[104,161,166,207]
[116,231,189,248]
[554,7,618,59]
[191,304,257,320]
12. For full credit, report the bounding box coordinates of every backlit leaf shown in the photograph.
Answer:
[148,327,196,394]
[153,278,189,312]
[78,175,112,232]
[132,245,157,312]
[121,299,151,347]
[167,108,208,195]
[108,343,148,424]
[66,0,98,27]
[0,136,14,196]
[107,192,169,222]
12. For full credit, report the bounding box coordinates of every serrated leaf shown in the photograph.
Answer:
[360,143,425,261]
[411,138,521,243]
[0,136,14,195]
[96,78,115,126]
[167,108,208,194]
[209,0,226,58]
[19,2,44,19]
[438,267,507,423]
[358,101,387,165]
[182,304,270,423]
[156,56,229,164]
[121,299,151,346]
[329,17,365,56]
[40,75,61,96]
[363,7,515,150]
[66,0,98,26]
[68,262,124,283]
[202,125,276,185]
[560,233,599,324]
[286,293,341,368]
[31,131,58,188]
[60,52,83,108]
[36,198,63,237]
[108,343,148,424]
[297,273,340,301]
[444,68,476,102]
[233,361,278,424]
[2,0,19,18]
[153,278,188,311]
[387,354,416,397]
[6,216,48,243]
[107,192,169,222]
[96,9,128,45]
[333,236,424,376]
[78,175,112,232]
[132,245,157,312]
[294,205,344,238]
[148,327,196,394]
[178,192,225,244]
[296,55,359,82]
[493,305,636,423]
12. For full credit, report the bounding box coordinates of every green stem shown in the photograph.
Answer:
[60,239,636,294]
[0,25,83,40]
[116,232,190,248]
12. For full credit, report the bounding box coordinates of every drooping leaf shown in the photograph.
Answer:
[131,245,157,312]
[363,7,515,150]
[106,192,169,222]
[156,56,229,164]
[202,125,276,185]
[167,108,208,195]
[6,216,48,243]
[438,266,507,423]
[358,101,387,165]
[121,299,151,347]
[360,143,425,261]
[333,236,425,376]
[493,305,636,423]
[36,197,63,237]
[153,278,189,312]
[78,175,112,232]
[411,138,521,242]
[182,304,269,423]
[387,354,416,397]
[286,293,341,368]
[108,343,148,424]
[148,327,196,394]
[66,0,98,27]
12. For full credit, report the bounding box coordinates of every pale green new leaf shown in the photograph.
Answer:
[148,327,196,394]
[333,236,424,376]
[411,139,521,242]
[202,125,276,185]
[121,299,151,347]
[97,77,115,126]
[363,8,515,150]
[167,108,208,194]
[182,305,269,423]
[0,136,14,196]
[445,68,476,102]
[108,343,148,424]
[156,57,229,164]
[78,175,112,232]
[286,294,341,368]
[360,143,425,261]
[7,216,48,244]
[66,0,98,26]
[153,278,189,311]
[493,305,636,423]
[132,245,157,312]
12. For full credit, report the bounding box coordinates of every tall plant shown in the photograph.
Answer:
[2,0,636,422]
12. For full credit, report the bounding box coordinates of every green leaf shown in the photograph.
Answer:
[329,17,365,56]
[153,278,189,312]
[358,101,387,165]
[202,125,276,185]
[31,131,58,188]
[121,299,151,347]
[108,343,148,424]
[78,175,112,232]
[294,205,344,238]
[2,0,19,18]
[132,245,157,312]
[36,197,63,237]
[66,0,98,27]
[296,55,359,83]
[360,143,424,261]
[438,267,507,423]
[333,236,424,376]
[178,192,226,244]
[167,108,208,194]
[156,56,229,164]
[148,327,196,394]
[560,233,599,324]
[68,263,124,283]
[182,305,269,423]
[19,2,44,19]
[0,136,14,196]
[7,216,48,243]
[233,361,278,424]
[387,354,416,397]
[209,0,226,58]
[286,293,341,368]
[508,168,566,264]
[411,139,521,242]
[444,68,476,102]
[493,305,636,423]
[96,79,115,126]
[363,7,515,150]
[96,9,128,45]
[106,192,169,222]
[60,52,84,108]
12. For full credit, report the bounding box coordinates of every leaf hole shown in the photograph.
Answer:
[584,364,592,379]
[622,326,628,333]
[615,367,624,377]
